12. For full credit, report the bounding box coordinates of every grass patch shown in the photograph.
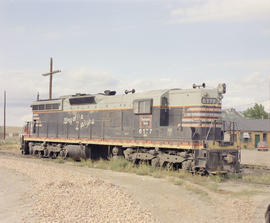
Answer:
[0,137,20,146]
[76,158,241,196]
[184,184,208,196]
[225,173,243,181]
[151,169,163,178]
[135,164,155,176]
[173,179,184,186]
[209,174,227,183]
[109,158,132,171]
[55,158,65,164]
[69,157,269,198]
[184,184,210,202]
[73,157,224,196]
[230,189,260,198]
[76,159,93,168]
[76,157,174,177]
[241,174,270,184]
[93,159,110,169]
[223,171,270,185]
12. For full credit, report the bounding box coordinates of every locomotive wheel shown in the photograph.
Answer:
[38,151,43,158]
[194,167,208,176]
[28,143,33,155]
[132,159,139,165]
[59,150,64,158]
[151,158,160,167]
[49,152,56,159]
[51,152,57,159]
[59,150,67,159]
[165,162,174,170]
[43,149,49,158]
[112,147,119,156]
[182,160,192,171]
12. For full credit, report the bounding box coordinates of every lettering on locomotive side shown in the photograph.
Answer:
[138,128,153,137]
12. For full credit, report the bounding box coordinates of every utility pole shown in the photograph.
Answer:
[3,90,6,140]
[269,81,270,119]
[42,57,61,100]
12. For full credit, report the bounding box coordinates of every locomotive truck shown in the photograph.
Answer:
[20,83,240,174]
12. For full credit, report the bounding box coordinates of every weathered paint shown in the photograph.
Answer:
[27,85,235,152]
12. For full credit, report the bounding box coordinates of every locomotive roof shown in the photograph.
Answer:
[62,89,171,107]
[33,87,211,102]
[60,88,171,99]
[58,87,213,99]
[34,89,171,103]
[31,86,220,111]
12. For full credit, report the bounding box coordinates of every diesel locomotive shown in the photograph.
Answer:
[20,83,240,174]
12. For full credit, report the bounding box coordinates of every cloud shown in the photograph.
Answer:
[40,26,88,41]
[224,59,270,69]
[223,72,270,111]
[12,26,26,34]
[263,28,270,37]
[0,67,184,126]
[171,71,270,112]
[6,26,88,42]
[57,68,184,95]
[53,67,121,96]
[168,0,270,24]
[0,68,123,126]
[1,67,270,126]
[42,31,63,41]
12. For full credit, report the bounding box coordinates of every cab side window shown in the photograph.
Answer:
[133,99,153,114]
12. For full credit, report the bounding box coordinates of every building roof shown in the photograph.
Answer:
[222,108,270,132]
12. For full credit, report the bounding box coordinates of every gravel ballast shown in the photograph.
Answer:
[1,149,269,223]
[0,157,155,223]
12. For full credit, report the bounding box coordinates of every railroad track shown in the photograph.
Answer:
[2,148,270,184]
[241,163,270,172]
[239,163,270,187]
[0,149,33,160]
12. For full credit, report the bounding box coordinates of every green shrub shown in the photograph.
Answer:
[109,158,131,171]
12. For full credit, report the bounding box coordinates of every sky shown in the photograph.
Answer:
[1,0,270,126]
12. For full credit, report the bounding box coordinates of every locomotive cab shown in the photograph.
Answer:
[159,83,226,143]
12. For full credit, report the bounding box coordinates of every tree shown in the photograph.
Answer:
[243,103,268,119]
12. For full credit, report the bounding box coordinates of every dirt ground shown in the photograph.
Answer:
[241,149,270,167]
[0,168,35,223]
[0,146,270,223]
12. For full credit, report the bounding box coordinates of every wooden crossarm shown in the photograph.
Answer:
[42,70,61,76]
